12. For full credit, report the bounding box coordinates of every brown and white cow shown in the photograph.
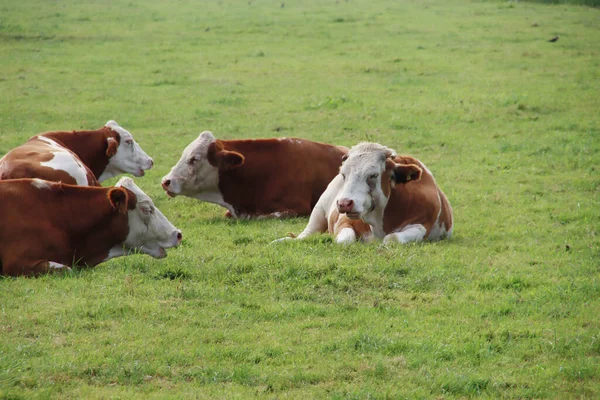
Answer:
[161,131,348,218]
[0,121,154,186]
[0,177,182,277]
[276,142,453,245]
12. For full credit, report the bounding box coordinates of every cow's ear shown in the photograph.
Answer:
[207,141,245,170]
[392,163,422,184]
[108,187,128,214]
[206,140,223,167]
[106,137,119,157]
[219,150,245,170]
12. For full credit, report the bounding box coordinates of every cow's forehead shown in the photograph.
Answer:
[342,142,395,175]
[105,120,133,140]
[116,177,152,204]
[184,131,216,155]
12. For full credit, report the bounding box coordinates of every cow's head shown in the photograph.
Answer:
[161,131,244,198]
[98,121,154,182]
[335,142,422,223]
[114,177,182,258]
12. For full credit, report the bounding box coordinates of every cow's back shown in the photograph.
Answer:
[218,138,346,216]
[0,136,97,186]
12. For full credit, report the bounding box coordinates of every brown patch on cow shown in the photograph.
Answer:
[125,188,138,211]
[382,159,395,198]
[329,208,371,239]
[381,155,452,239]
[211,138,347,217]
[0,179,131,276]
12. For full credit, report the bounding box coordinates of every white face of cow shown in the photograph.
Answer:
[335,142,423,226]
[99,121,154,182]
[335,143,395,223]
[161,131,220,198]
[116,177,182,258]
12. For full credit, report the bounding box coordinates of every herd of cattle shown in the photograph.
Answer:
[0,121,453,277]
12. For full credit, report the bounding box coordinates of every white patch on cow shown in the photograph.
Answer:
[99,121,154,182]
[103,246,126,261]
[196,191,236,217]
[115,177,182,259]
[336,227,357,245]
[48,262,71,271]
[31,179,52,190]
[38,136,90,186]
[384,224,427,245]
[428,192,446,241]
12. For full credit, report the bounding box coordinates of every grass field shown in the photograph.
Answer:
[1,0,599,398]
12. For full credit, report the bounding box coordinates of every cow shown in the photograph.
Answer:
[161,131,348,218]
[0,177,182,277]
[276,142,453,245]
[0,120,154,186]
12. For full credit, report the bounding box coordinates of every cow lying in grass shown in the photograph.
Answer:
[0,177,182,277]
[0,121,154,186]
[276,142,453,244]
[161,131,347,218]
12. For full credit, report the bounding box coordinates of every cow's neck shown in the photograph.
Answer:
[194,189,237,217]
[42,128,112,179]
[363,209,386,238]
[58,187,129,263]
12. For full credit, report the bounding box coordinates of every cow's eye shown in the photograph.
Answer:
[369,173,379,180]
[187,157,196,165]
[142,205,154,215]
[341,173,346,180]
[125,140,133,146]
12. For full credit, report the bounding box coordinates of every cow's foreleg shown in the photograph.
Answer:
[295,206,328,240]
[335,227,357,245]
[383,224,427,245]
[271,205,327,243]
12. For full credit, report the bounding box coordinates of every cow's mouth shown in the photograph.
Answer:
[165,190,177,198]
[144,246,167,259]
[137,168,146,177]
[345,212,361,220]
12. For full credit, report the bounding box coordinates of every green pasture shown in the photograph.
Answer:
[1,0,599,398]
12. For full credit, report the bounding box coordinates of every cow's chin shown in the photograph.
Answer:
[345,212,362,220]
[139,246,167,259]
[164,190,177,198]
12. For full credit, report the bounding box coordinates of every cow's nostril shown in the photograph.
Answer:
[176,231,182,241]
[149,159,154,167]
[163,179,171,187]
